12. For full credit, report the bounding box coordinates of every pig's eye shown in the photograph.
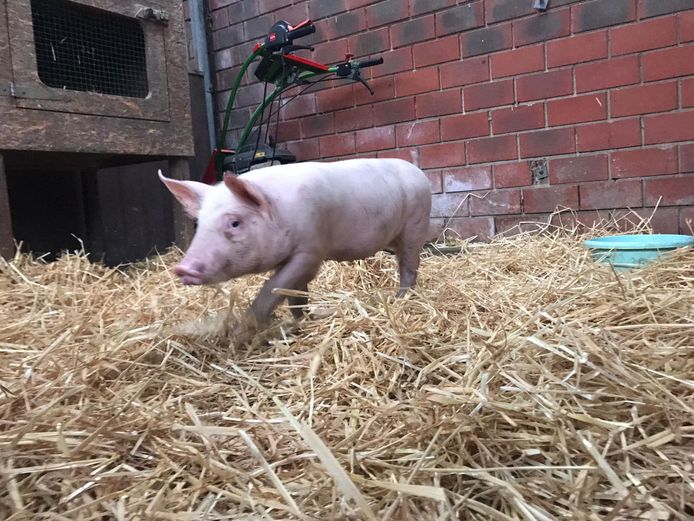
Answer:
[225,217,241,231]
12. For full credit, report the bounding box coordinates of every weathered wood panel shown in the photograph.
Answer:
[96,160,174,266]
[0,155,15,259]
[0,0,193,157]
[7,0,171,121]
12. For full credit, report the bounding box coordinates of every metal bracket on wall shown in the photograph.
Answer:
[135,6,170,25]
[0,82,70,101]
[533,0,550,11]
[530,160,549,185]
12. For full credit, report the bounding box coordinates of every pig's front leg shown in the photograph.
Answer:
[249,253,321,326]
[287,282,309,319]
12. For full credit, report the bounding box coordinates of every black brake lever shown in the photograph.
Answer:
[351,69,373,95]
[282,44,314,53]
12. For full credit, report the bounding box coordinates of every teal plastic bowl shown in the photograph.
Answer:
[584,234,694,271]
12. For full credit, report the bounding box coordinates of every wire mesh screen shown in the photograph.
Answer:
[31,0,149,98]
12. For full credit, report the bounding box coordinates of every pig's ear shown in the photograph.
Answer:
[223,173,272,216]
[158,169,210,219]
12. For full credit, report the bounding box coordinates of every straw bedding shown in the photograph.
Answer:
[1,217,693,520]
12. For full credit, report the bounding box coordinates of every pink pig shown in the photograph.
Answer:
[159,158,432,327]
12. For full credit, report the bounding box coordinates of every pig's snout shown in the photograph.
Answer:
[174,260,206,285]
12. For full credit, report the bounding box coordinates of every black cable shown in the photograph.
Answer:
[248,77,270,174]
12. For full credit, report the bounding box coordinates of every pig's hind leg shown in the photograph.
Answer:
[395,246,420,297]
[394,220,429,297]
[287,283,309,319]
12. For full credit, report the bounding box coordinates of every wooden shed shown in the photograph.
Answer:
[0,0,196,264]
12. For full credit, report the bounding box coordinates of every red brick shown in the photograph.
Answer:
[443,166,493,192]
[547,93,607,126]
[354,76,395,105]
[577,119,642,153]
[460,24,512,58]
[347,0,375,9]
[516,69,573,103]
[491,44,545,79]
[324,10,367,40]
[639,0,692,19]
[411,0,456,16]
[416,89,462,118]
[426,171,443,193]
[414,35,460,67]
[496,214,555,236]
[520,128,576,158]
[464,80,514,111]
[309,0,347,19]
[377,148,418,164]
[440,57,489,89]
[571,0,636,33]
[355,126,396,152]
[680,206,694,234]
[210,8,229,30]
[435,1,484,37]
[276,120,301,142]
[320,133,356,158]
[374,98,415,126]
[578,208,679,234]
[575,56,639,93]
[643,46,694,81]
[486,0,535,24]
[513,8,571,47]
[431,193,469,218]
[394,67,440,97]
[683,79,694,108]
[471,190,522,216]
[354,27,391,58]
[523,185,579,213]
[301,113,335,138]
[334,105,373,132]
[547,31,608,67]
[441,217,495,242]
[467,135,517,164]
[311,38,348,65]
[396,120,440,147]
[680,10,694,43]
[440,112,490,141]
[372,47,413,78]
[644,176,694,206]
[366,0,409,28]
[420,143,466,169]
[391,15,435,48]
[611,17,677,56]
[644,111,694,145]
[485,0,534,23]
[491,104,545,134]
[494,162,533,188]
[286,138,320,161]
[610,82,678,118]
[549,155,609,184]
[580,179,643,209]
[316,84,355,113]
[681,143,694,172]
[611,147,678,178]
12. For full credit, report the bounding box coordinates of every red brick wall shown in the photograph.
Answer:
[207,0,694,239]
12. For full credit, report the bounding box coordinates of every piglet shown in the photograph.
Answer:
[159,158,432,330]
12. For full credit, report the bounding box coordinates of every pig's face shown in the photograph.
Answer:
[159,170,275,285]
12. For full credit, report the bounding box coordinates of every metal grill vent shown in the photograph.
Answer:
[31,0,149,98]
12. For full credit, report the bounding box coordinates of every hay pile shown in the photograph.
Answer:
[1,220,693,520]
